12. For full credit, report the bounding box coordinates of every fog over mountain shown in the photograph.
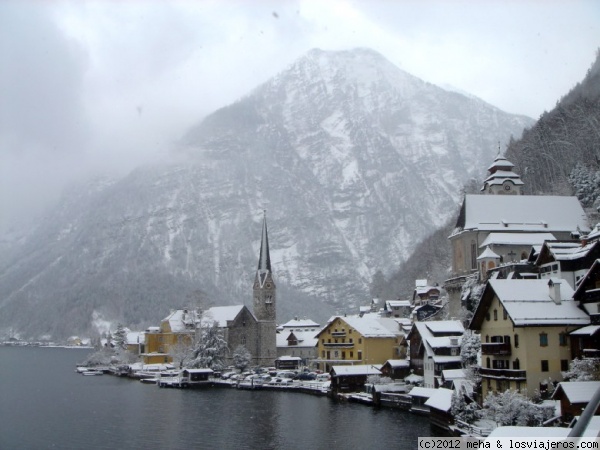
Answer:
[0,48,533,340]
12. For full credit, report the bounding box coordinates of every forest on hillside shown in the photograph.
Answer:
[375,49,600,301]
[506,48,600,213]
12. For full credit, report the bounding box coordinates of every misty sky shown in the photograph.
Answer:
[1,0,599,232]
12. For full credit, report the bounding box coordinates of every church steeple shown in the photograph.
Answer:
[257,210,272,283]
[253,211,276,322]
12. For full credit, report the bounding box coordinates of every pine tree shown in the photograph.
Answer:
[189,320,228,370]
[113,324,128,350]
[232,345,252,372]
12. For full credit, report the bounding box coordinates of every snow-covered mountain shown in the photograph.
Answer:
[0,48,533,339]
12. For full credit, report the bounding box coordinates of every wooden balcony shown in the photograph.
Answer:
[479,367,526,380]
[331,331,346,338]
[481,342,512,356]
[323,342,354,348]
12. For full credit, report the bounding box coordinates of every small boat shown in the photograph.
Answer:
[82,369,104,376]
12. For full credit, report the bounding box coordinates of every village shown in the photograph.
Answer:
[69,154,600,440]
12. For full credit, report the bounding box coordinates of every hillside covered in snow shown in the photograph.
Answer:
[0,48,532,339]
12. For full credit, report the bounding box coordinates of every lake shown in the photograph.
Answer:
[0,346,432,449]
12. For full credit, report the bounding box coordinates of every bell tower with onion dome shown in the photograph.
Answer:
[481,152,524,195]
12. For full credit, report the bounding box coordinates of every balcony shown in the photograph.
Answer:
[481,342,512,356]
[479,367,526,380]
[323,342,354,348]
[331,331,346,338]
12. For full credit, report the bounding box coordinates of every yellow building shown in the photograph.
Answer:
[142,309,198,364]
[315,314,404,372]
[470,279,589,401]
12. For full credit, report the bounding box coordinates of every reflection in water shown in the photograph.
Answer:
[0,347,431,449]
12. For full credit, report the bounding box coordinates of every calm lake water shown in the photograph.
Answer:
[0,346,431,449]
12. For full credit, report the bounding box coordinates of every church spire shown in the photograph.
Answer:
[257,210,271,275]
[253,210,276,324]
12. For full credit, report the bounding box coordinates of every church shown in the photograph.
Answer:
[444,154,590,316]
[143,212,277,367]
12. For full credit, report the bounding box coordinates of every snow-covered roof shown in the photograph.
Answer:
[442,369,466,380]
[487,155,515,172]
[409,386,437,398]
[331,365,381,376]
[432,355,462,364]
[480,232,556,248]
[416,279,428,287]
[202,305,245,327]
[280,318,320,328]
[384,359,410,368]
[459,195,590,233]
[405,374,424,383]
[428,336,461,349]
[487,279,589,326]
[553,381,600,403]
[415,286,440,295]
[126,331,142,345]
[587,223,600,241]
[570,325,600,336]
[276,330,318,348]
[424,388,453,412]
[162,309,199,332]
[425,321,464,335]
[477,246,500,260]
[277,356,302,361]
[183,368,213,374]
[326,314,400,338]
[386,300,411,308]
[536,240,597,264]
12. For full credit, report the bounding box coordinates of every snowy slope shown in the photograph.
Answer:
[0,48,533,339]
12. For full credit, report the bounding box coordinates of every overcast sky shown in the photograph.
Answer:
[1,0,599,232]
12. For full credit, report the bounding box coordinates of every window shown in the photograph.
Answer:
[541,360,549,372]
[513,358,520,370]
[357,351,362,360]
[321,339,324,344]
[514,334,519,348]
[350,351,353,358]
[486,312,490,321]
[539,333,548,347]
[342,351,346,360]
[503,308,508,320]
[349,338,353,344]
[561,359,569,371]
[485,335,489,343]
[471,241,477,269]
[493,309,498,321]
[358,338,362,344]
[559,333,568,346]
[241,335,246,345]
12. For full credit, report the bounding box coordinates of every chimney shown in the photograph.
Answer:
[548,279,562,305]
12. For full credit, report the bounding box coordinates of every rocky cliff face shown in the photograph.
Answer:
[0,48,533,339]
